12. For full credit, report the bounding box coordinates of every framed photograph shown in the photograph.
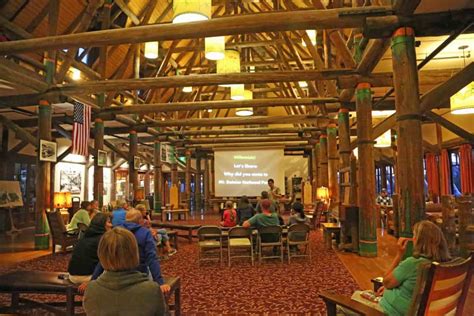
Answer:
[97,150,107,167]
[39,140,57,162]
[134,156,141,170]
[60,169,82,194]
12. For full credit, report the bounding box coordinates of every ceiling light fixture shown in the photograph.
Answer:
[144,42,159,59]
[172,0,211,23]
[205,36,225,60]
[451,45,474,115]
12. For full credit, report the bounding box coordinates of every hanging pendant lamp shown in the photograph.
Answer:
[144,42,159,59]
[172,0,211,23]
[451,82,474,115]
[205,36,225,60]
[374,130,391,148]
[217,49,240,87]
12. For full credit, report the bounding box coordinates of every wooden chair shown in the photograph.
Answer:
[287,223,311,263]
[257,225,284,263]
[227,227,254,267]
[319,255,474,316]
[197,226,223,266]
[45,211,78,254]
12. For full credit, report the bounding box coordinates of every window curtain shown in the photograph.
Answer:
[459,144,473,194]
[440,149,451,195]
[425,153,440,201]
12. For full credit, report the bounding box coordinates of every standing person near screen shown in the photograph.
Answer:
[267,179,282,201]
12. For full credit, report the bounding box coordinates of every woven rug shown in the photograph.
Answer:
[0,224,359,315]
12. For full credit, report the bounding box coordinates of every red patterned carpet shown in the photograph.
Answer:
[0,217,359,315]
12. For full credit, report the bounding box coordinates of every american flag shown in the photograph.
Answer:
[72,101,91,156]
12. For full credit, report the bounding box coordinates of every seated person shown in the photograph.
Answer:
[236,196,255,226]
[344,220,450,316]
[111,200,128,227]
[83,227,168,316]
[244,199,281,246]
[68,213,112,285]
[135,203,176,256]
[88,199,100,219]
[91,209,170,294]
[220,200,237,227]
[67,201,91,232]
[255,191,278,213]
[288,202,309,226]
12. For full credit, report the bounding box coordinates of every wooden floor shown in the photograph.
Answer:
[337,229,474,315]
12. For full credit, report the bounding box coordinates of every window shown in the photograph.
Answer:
[449,151,462,196]
[423,158,428,196]
[375,167,382,193]
[385,165,395,195]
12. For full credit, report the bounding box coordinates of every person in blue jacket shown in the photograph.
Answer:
[90,208,170,294]
[111,200,128,227]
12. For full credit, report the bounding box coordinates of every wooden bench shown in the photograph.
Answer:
[321,222,341,250]
[0,271,181,316]
[162,209,189,222]
[151,221,201,243]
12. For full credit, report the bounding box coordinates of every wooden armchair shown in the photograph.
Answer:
[319,255,474,316]
[45,211,78,254]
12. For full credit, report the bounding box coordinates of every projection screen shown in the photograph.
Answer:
[214,149,285,197]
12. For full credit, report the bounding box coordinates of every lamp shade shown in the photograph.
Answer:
[375,130,391,148]
[316,186,329,200]
[172,0,211,23]
[144,42,159,59]
[451,82,474,115]
[302,30,317,47]
[182,86,193,93]
[235,108,253,116]
[217,50,240,87]
[54,192,72,209]
[205,36,225,60]
[299,81,308,88]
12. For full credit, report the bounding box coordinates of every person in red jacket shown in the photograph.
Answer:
[220,200,237,227]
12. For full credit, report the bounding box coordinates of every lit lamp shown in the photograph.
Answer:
[172,0,211,23]
[54,192,72,223]
[235,108,253,116]
[183,86,193,93]
[144,42,159,59]
[205,36,225,60]
[70,68,81,80]
[217,49,240,87]
[299,81,308,88]
[302,30,317,47]
[451,82,474,115]
[231,86,253,101]
[316,186,329,203]
[375,130,391,148]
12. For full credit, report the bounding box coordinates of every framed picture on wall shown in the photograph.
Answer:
[97,150,107,167]
[39,140,57,162]
[134,156,141,170]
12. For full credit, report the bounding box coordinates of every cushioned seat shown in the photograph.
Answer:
[229,238,251,246]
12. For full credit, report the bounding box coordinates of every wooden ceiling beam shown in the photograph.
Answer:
[424,111,474,143]
[0,6,391,54]
[51,68,355,94]
[176,136,310,145]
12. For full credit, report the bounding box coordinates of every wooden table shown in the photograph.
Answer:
[161,209,189,222]
[151,221,201,243]
[321,223,341,250]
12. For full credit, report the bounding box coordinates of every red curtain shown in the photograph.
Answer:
[459,144,474,194]
[440,149,451,195]
[425,153,440,201]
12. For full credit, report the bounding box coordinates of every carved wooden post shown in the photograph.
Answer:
[327,122,339,218]
[35,99,51,250]
[195,152,202,211]
[319,135,329,188]
[93,118,104,206]
[153,140,162,213]
[338,108,351,169]
[185,149,192,208]
[315,142,321,188]
[392,27,425,244]
[356,82,377,257]
[312,144,318,201]
[129,130,138,201]
[204,154,210,211]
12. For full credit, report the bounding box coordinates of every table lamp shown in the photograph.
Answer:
[54,192,72,212]
[316,186,329,204]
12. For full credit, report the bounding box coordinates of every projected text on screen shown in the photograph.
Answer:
[214,149,284,197]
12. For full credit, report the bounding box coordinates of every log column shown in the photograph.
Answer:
[153,140,162,213]
[185,149,192,208]
[312,144,319,200]
[170,146,178,186]
[210,154,215,197]
[327,123,339,218]
[356,82,377,257]
[204,154,210,211]
[195,152,202,211]
[93,118,104,206]
[129,130,138,201]
[35,99,51,249]
[391,27,425,242]
[319,135,329,188]
[338,108,351,169]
